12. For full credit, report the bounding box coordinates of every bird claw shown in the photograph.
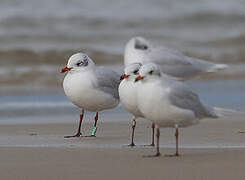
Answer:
[127,143,136,147]
[142,152,161,158]
[142,143,155,147]
[64,133,82,138]
[164,153,179,157]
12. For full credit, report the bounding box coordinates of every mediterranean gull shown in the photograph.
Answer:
[135,63,231,157]
[119,63,155,146]
[125,36,228,81]
[60,53,120,138]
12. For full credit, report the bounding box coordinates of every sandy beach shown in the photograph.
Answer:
[0,114,245,180]
[1,0,245,179]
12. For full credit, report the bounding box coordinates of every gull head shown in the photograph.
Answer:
[120,63,142,80]
[135,63,161,82]
[60,53,95,73]
[126,36,150,51]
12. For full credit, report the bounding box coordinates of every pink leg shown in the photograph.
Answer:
[143,127,161,157]
[165,125,180,157]
[128,117,136,146]
[175,126,179,156]
[150,123,155,146]
[142,123,155,147]
[155,127,161,156]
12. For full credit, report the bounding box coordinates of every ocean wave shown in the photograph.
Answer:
[0,49,122,66]
[0,49,123,88]
[0,48,244,88]
[204,34,245,46]
[168,12,245,25]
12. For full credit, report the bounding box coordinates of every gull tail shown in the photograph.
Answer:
[213,107,240,117]
[207,64,229,73]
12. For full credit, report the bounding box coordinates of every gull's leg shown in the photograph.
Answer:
[90,112,98,137]
[165,124,180,157]
[142,122,155,147]
[175,124,179,156]
[143,127,161,157]
[150,123,155,146]
[128,117,136,147]
[155,127,161,156]
[64,109,84,138]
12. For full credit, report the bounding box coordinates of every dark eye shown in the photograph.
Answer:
[149,70,153,75]
[76,61,83,66]
[76,59,88,67]
[133,70,139,75]
[135,44,148,50]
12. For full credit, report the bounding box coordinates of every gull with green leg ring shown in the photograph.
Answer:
[60,53,120,138]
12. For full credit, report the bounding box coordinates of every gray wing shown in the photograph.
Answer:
[148,46,192,66]
[168,80,217,118]
[95,67,120,100]
[147,46,216,80]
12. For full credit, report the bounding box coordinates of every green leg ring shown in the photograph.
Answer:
[91,126,97,136]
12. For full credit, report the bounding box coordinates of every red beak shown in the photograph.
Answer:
[135,76,144,82]
[120,74,130,80]
[60,66,73,73]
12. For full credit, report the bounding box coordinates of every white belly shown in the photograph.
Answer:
[119,80,143,117]
[63,73,119,112]
[138,82,198,128]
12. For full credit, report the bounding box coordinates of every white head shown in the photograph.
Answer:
[120,63,142,81]
[135,63,161,82]
[124,36,152,67]
[125,36,150,51]
[60,53,95,73]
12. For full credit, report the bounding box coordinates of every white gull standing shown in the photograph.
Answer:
[125,36,228,81]
[119,63,155,147]
[60,53,120,138]
[135,63,230,157]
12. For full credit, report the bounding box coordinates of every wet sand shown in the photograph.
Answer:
[0,114,245,180]
[1,147,245,180]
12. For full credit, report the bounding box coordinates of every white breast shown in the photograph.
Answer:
[119,78,143,117]
[137,81,197,128]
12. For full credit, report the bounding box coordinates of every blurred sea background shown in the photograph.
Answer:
[0,0,245,123]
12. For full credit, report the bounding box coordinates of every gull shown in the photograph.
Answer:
[125,36,228,81]
[119,63,155,146]
[60,53,120,138]
[135,63,230,157]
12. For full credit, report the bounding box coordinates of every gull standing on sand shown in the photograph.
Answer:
[119,63,155,147]
[60,53,120,138]
[135,63,229,157]
[125,36,228,80]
